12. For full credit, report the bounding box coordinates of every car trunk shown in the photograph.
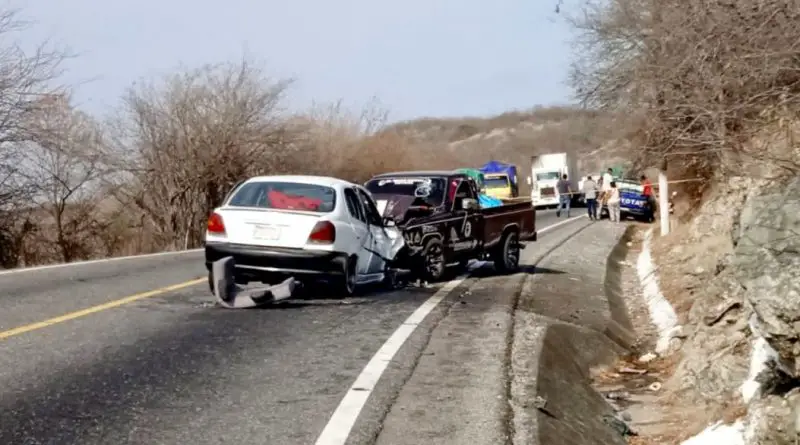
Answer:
[215,207,323,249]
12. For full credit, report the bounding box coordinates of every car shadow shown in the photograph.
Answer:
[468,264,566,278]
[519,265,566,275]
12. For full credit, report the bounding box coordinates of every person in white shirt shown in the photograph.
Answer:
[581,176,598,220]
[606,181,621,222]
[598,168,614,218]
[601,168,614,191]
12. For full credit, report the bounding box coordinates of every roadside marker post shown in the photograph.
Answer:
[659,171,669,236]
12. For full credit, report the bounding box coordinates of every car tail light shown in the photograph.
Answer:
[307,221,335,244]
[207,212,226,235]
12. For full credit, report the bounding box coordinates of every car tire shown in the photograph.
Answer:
[493,230,521,274]
[332,255,358,298]
[419,238,446,282]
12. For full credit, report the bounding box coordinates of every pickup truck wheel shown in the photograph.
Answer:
[332,256,358,298]
[420,239,446,282]
[494,231,520,273]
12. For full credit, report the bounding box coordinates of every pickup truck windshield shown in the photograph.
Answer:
[365,177,446,206]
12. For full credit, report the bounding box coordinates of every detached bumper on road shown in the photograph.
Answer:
[204,243,347,276]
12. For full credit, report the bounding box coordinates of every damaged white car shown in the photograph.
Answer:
[204,175,405,301]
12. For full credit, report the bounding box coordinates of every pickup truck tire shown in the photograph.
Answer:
[419,238,446,282]
[494,230,521,274]
[331,255,358,298]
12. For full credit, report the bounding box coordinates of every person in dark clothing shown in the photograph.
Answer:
[555,174,571,217]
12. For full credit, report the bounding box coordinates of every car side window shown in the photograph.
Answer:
[344,188,366,224]
[356,189,384,226]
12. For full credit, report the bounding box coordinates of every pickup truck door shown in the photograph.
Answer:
[449,178,482,254]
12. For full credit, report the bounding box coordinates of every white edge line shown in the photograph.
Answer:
[0,248,204,276]
[313,213,587,445]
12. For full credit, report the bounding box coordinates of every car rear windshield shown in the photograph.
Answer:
[365,177,446,206]
[227,181,336,213]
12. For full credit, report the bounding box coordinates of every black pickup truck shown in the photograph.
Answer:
[364,170,537,281]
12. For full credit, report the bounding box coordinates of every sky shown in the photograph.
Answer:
[16,0,577,122]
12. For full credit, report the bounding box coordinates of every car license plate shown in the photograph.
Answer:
[252,224,280,240]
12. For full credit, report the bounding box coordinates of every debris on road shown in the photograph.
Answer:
[211,257,297,308]
[605,391,631,401]
[603,414,638,437]
[647,382,662,392]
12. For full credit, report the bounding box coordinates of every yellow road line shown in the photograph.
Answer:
[0,278,206,340]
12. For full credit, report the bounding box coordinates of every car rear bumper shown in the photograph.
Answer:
[204,242,347,276]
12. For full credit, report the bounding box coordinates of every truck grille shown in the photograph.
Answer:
[540,187,555,197]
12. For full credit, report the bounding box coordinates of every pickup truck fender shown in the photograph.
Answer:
[401,228,443,254]
[497,222,526,249]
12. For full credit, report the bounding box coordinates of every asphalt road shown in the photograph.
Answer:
[0,208,585,445]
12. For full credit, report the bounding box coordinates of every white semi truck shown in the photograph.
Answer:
[527,152,581,208]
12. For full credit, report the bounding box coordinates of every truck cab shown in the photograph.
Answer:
[528,152,580,209]
[530,170,561,207]
[479,161,519,200]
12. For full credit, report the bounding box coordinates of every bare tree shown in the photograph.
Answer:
[568,0,800,182]
[108,59,293,249]
[19,94,107,262]
[0,7,69,267]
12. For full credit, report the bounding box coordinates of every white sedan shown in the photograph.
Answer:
[204,175,404,296]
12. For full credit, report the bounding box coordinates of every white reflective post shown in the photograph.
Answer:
[659,171,669,236]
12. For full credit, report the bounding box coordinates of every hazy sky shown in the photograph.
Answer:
[18,0,576,122]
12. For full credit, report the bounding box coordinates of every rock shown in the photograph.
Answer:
[638,352,658,363]
[733,177,800,371]
[747,394,799,445]
[703,299,743,326]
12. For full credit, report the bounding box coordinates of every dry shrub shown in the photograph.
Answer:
[569,0,800,186]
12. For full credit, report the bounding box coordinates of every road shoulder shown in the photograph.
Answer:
[511,222,633,445]
[370,219,597,445]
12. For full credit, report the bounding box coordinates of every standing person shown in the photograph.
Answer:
[582,175,598,220]
[598,168,614,219]
[556,174,571,218]
[601,168,614,192]
[641,175,656,217]
[606,181,621,223]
